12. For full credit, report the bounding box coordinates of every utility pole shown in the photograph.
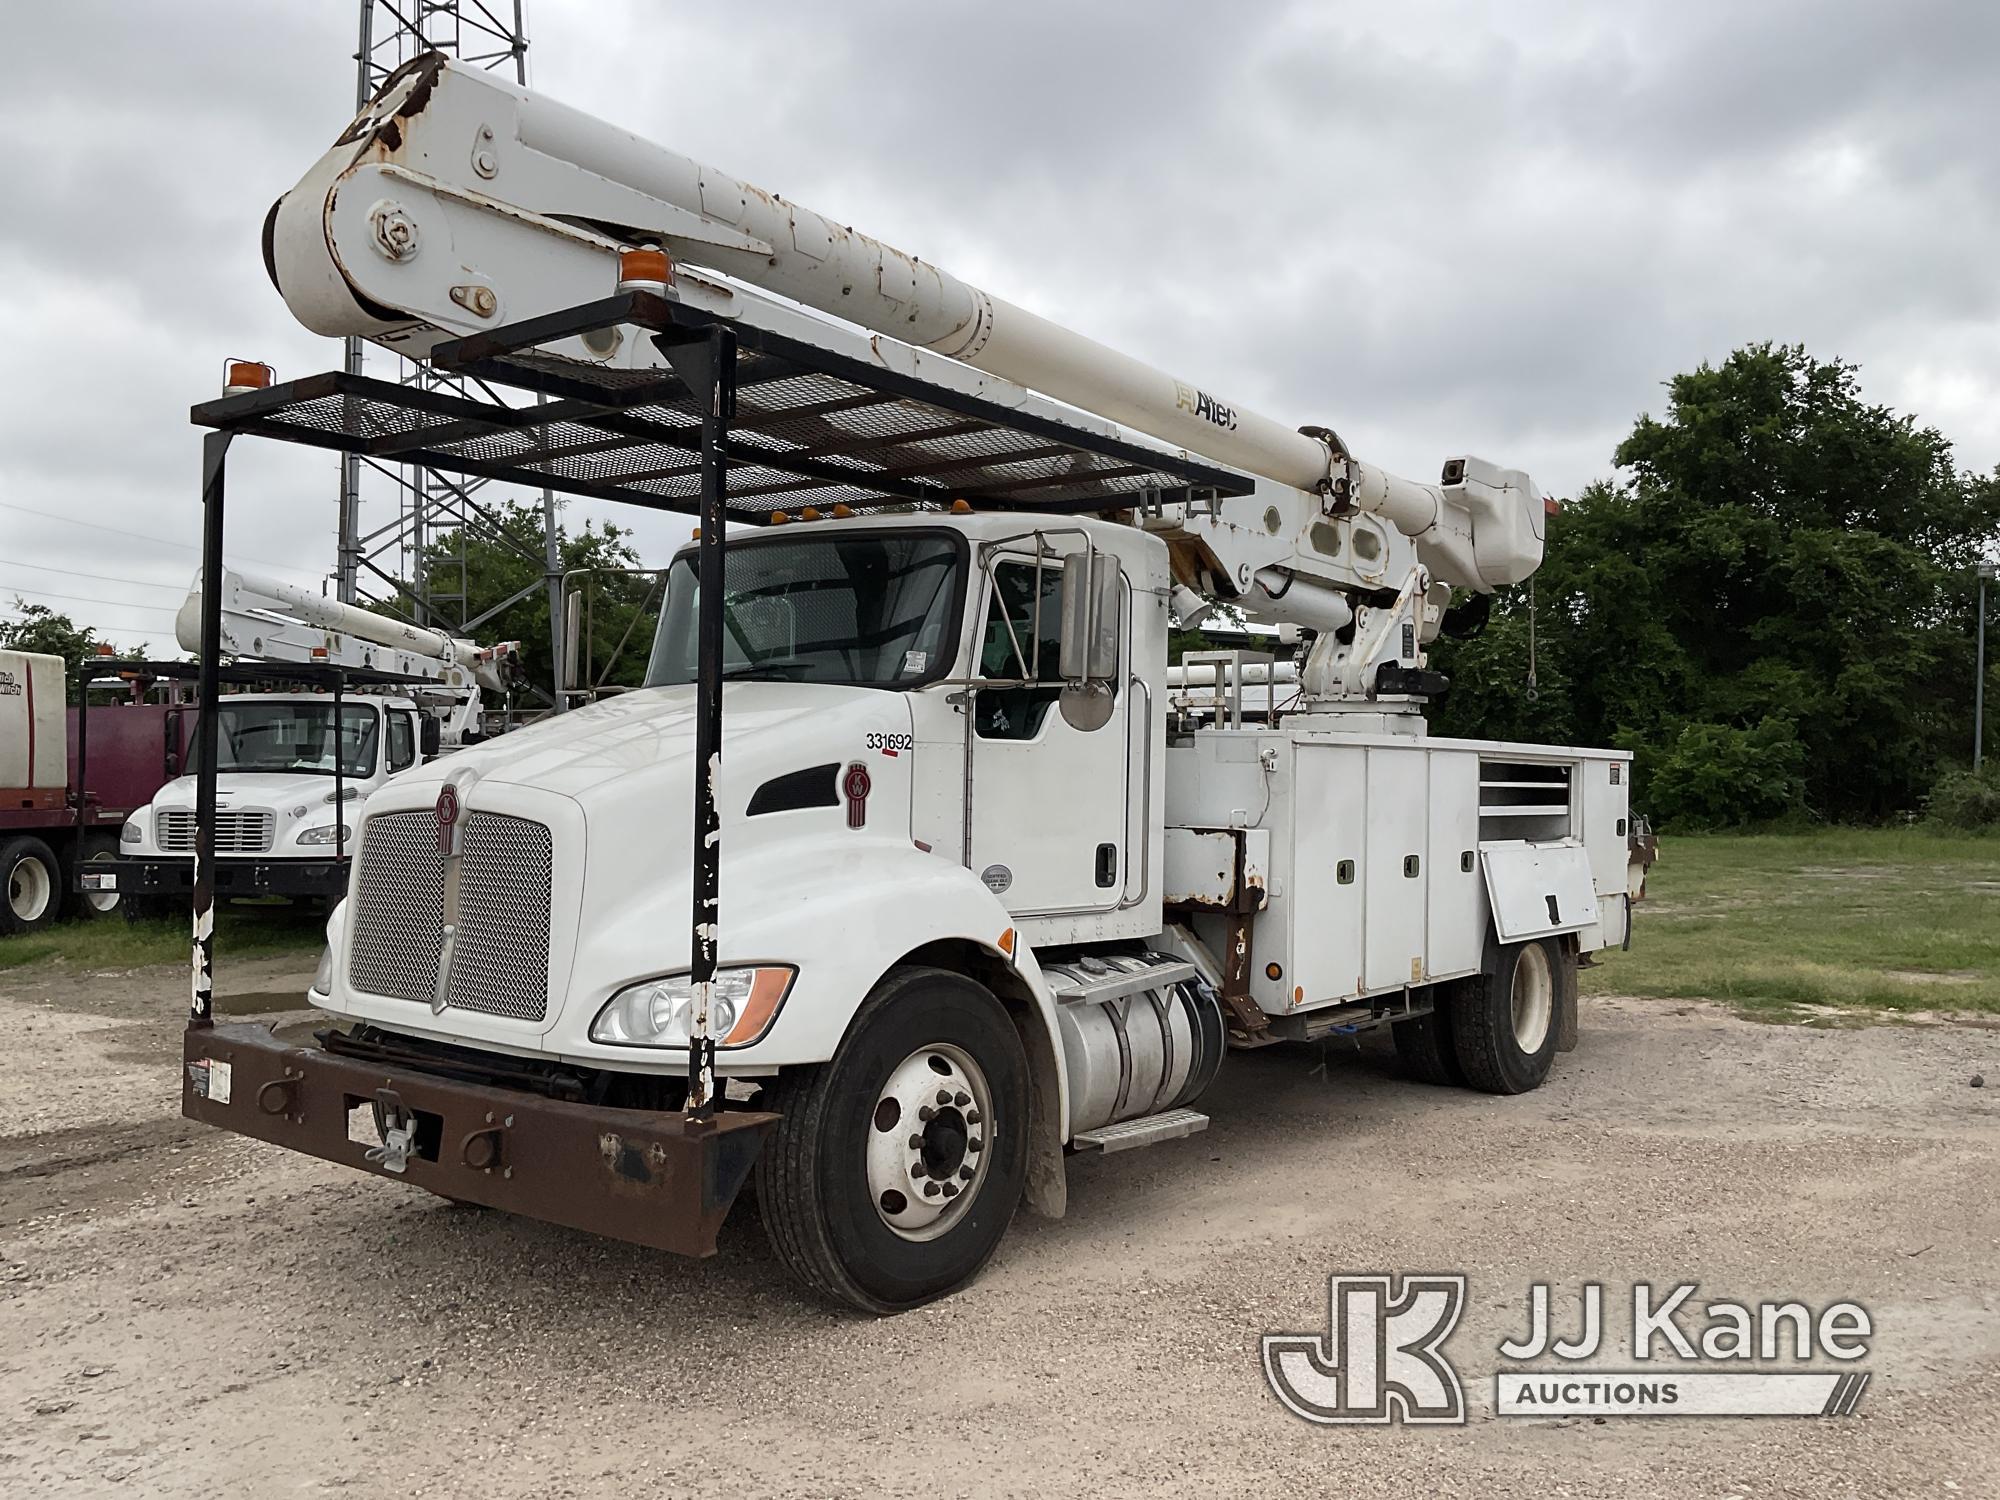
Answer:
[1978,559,1995,773]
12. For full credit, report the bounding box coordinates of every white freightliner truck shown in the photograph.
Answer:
[100,567,518,913]
[187,54,1649,1312]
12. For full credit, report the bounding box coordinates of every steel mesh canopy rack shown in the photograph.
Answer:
[191,292,1252,519]
[181,288,1252,1132]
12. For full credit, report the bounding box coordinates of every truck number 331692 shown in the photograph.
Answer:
[866,732,914,753]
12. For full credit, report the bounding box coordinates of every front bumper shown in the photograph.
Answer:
[83,856,349,899]
[181,1023,776,1257]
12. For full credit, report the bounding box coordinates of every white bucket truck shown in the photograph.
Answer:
[103,568,516,914]
[179,55,1650,1312]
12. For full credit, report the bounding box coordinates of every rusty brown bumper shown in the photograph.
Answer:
[181,1023,777,1257]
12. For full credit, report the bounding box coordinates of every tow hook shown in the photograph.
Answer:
[365,1089,418,1174]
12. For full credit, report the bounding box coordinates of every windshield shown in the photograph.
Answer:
[644,530,964,688]
[193,702,380,778]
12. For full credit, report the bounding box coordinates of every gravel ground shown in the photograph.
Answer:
[1,956,1996,1498]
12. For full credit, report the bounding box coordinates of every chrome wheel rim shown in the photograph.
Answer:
[1511,943,1553,1053]
[866,1042,993,1242]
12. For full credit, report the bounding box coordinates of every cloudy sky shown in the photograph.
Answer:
[2,0,1995,647]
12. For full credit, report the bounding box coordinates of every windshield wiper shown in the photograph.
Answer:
[717,663,809,680]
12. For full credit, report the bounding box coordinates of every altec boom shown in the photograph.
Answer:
[173,53,1647,1312]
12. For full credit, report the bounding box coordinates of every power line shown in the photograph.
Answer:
[0,581,182,616]
[0,500,324,583]
[0,559,189,593]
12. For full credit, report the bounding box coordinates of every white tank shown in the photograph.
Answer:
[0,650,68,793]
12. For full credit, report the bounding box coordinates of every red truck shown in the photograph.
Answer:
[1,649,185,934]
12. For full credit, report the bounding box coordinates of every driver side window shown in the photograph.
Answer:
[386,711,416,773]
[976,562,1066,741]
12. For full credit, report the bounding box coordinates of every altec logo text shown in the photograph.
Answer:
[1263,1276,1873,1424]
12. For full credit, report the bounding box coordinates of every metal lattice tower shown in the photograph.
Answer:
[335,0,566,708]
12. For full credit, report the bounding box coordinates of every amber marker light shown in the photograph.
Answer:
[617,246,672,294]
[223,359,274,395]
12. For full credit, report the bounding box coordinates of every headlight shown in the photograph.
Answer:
[120,819,143,845]
[296,822,351,846]
[589,966,795,1049]
[312,945,333,996]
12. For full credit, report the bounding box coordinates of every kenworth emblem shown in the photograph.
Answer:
[435,782,461,855]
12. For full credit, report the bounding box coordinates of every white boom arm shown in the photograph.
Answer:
[175,568,518,740]
[266,55,1547,614]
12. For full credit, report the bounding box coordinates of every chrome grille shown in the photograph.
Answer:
[347,812,444,1004]
[447,813,553,1021]
[346,808,553,1022]
[155,808,274,854]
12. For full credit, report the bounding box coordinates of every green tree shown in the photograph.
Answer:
[1431,344,2000,826]
[0,601,143,702]
[410,501,662,702]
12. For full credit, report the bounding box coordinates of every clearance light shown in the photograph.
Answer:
[1544,497,1563,517]
[950,499,973,515]
[616,246,672,295]
[1265,962,1283,981]
[223,359,274,396]
[831,503,854,518]
[800,506,822,522]
[589,966,796,1049]
[95,644,116,657]
[998,928,1017,959]
[770,511,791,525]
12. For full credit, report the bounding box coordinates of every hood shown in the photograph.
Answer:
[397,682,911,810]
[150,772,363,811]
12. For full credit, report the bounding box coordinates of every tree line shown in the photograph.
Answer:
[1429,343,2000,828]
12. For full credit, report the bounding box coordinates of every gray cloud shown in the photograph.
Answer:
[0,0,1993,644]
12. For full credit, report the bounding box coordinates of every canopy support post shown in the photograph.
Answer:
[191,430,233,1029]
[661,322,737,1121]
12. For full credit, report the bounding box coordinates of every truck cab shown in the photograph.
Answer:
[109,690,433,912]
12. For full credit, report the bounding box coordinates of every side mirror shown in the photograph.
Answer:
[163,709,183,778]
[419,717,442,757]
[1058,551,1120,731]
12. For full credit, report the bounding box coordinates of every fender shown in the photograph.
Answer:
[532,838,1071,1142]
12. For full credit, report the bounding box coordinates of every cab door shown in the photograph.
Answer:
[966,544,1128,916]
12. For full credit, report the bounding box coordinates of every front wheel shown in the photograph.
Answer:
[73,834,124,919]
[758,966,1029,1313]
[1452,937,1567,1095]
[0,836,61,936]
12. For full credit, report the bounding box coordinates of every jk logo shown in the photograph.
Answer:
[1262,1274,1467,1425]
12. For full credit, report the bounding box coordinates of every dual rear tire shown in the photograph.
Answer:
[1393,935,1574,1095]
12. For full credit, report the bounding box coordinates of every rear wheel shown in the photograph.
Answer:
[1392,985,1466,1087]
[1452,937,1564,1095]
[758,966,1029,1313]
[0,837,61,936]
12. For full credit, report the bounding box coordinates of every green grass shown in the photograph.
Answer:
[0,906,324,973]
[1585,828,2000,1017]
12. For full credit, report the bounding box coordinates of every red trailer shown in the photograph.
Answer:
[0,649,185,934]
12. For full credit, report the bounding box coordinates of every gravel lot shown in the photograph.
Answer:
[2,955,1995,1498]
